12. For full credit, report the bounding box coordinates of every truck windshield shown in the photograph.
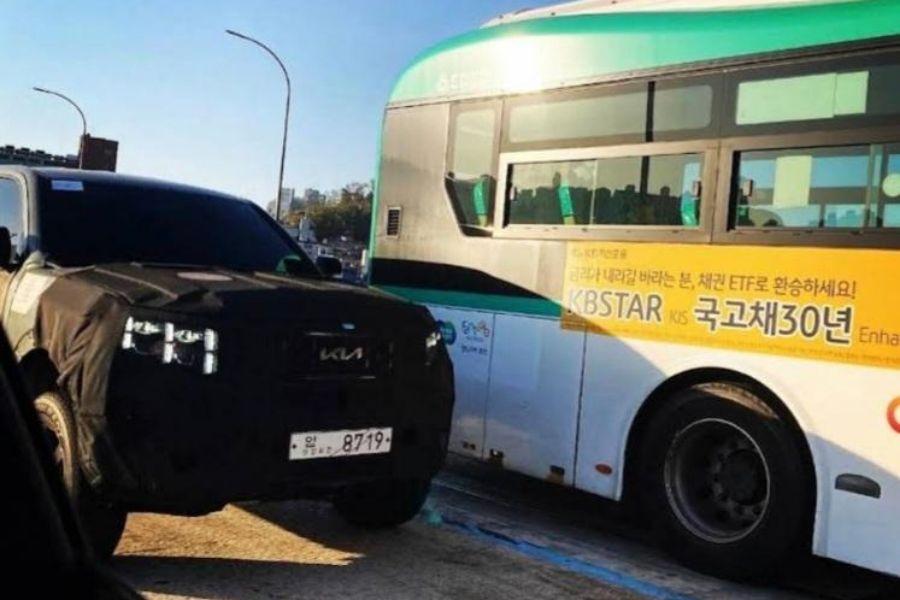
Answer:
[36,177,318,275]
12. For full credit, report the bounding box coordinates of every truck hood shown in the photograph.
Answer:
[53,263,427,330]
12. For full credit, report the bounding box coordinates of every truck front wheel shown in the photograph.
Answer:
[333,478,431,528]
[35,391,127,559]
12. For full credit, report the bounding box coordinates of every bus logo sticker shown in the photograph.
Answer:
[437,320,457,346]
[461,319,491,339]
[459,319,491,358]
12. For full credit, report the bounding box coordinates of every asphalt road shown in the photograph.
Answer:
[113,456,900,600]
[115,503,641,600]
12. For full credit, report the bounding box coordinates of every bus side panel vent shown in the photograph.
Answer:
[386,207,402,236]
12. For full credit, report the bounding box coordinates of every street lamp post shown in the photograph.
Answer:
[226,29,291,223]
[33,86,88,169]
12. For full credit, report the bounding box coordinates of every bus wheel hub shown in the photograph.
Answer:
[666,418,771,543]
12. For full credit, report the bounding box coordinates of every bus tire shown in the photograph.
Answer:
[35,391,127,559]
[636,382,812,581]
[333,478,431,528]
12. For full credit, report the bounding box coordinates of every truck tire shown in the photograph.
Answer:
[35,391,127,559]
[334,478,431,528]
[636,382,812,581]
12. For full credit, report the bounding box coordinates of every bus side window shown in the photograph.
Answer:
[506,153,703,228]
[447,107,498,232]
[731,143,900,230]
[878,144,900,227]
[728,51,900,135]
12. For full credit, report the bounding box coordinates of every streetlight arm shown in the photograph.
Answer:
[32,86,88,139]
[226,29,292,223]
[225,30,291,94]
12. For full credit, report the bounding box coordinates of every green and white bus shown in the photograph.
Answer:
[369,0,900,579]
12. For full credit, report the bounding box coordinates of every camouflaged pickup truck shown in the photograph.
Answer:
[0,166,453,556]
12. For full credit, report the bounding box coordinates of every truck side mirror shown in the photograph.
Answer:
[316,256,342,279]
[0,227,12,269]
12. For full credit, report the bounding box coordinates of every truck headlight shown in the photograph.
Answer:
[425,329,443,366]
[122,317,219,375]
[121,318,165,356]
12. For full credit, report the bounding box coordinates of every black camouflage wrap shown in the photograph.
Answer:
[35,272,132,491]
[33,264,453,513]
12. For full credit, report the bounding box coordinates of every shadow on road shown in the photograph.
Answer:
[112,457,900,600]
[115,497,633,600]
[115,555,340,599]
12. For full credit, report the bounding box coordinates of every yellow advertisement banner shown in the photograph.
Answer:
[562,242,900,369]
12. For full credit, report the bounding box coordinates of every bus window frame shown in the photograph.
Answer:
[493,139,718,242]
[722,45,900,138]
[712,124,900,249]
[502,80,648,152]
[445,99,503,237]
[651,74,724,143]
[501,73,723,153]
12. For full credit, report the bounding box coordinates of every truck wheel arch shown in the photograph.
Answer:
[19,348,60,399]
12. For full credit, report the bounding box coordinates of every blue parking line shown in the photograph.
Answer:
[430,511,695,600]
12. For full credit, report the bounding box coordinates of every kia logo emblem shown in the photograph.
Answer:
[319,346,365,362]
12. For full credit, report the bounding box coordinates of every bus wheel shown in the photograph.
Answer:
[637,382,811,581]
[35,391,127,559]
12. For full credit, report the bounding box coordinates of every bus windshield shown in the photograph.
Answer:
[36,177,317,275]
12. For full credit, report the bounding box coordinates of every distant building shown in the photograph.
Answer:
[278,187,294,218]
[0,144,77,168]
[301,188,325,206]
[1,136,119,172]
[297,216,317,243]
[80,135,118,171]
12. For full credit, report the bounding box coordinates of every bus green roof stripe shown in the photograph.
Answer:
[376,285,562,317]
[389,0,900,104]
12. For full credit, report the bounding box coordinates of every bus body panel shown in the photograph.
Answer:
[428,305,495,460]
[484,313,584,484]
[429,302,900,576]
[586,332,900,576]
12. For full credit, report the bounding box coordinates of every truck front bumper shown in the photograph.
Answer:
[85,353,453,515]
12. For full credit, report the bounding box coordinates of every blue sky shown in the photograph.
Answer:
[0,0,526,206]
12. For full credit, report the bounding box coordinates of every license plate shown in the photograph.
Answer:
[289,427,392,461]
